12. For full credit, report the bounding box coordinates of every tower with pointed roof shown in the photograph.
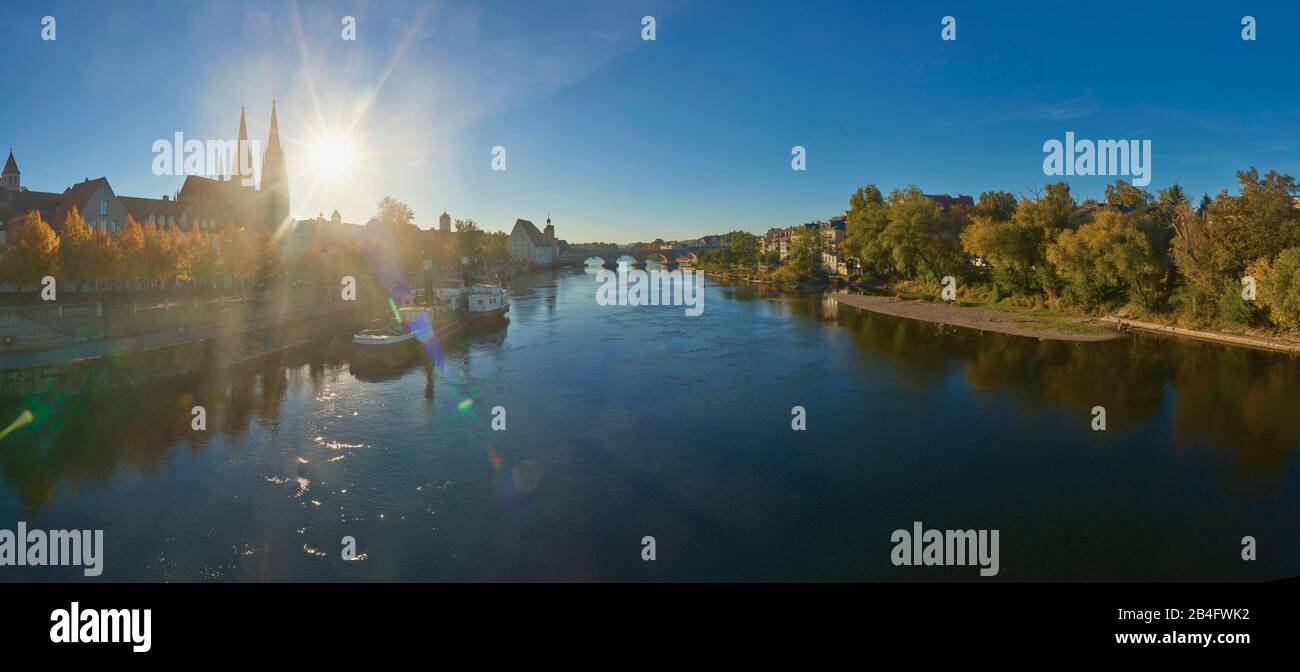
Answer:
[234,106,253,185]
[439,211,451,233]
[3,150,20,190]
[260,101,291,230]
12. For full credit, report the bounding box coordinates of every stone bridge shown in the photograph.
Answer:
[559,247,707,269]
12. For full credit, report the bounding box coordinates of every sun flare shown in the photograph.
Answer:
[306,132,357,181]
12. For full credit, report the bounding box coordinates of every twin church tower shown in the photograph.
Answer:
[212,101,290,230]
[0,102,291,237]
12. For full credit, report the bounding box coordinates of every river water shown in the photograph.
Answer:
[1,268,1297,581]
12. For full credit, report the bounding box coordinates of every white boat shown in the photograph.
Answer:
[433,280,510,324]
[352,323,417,347]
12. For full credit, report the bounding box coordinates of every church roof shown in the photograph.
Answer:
[3,151,18,175]
[511,218,545,246]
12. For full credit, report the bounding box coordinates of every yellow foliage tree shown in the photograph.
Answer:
[0,211,61,294]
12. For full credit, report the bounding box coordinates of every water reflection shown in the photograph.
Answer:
[0,331,485,516]
[809,292,1300,469]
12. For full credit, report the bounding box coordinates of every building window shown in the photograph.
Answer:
[100,219,108,231]
[100,200,108,215]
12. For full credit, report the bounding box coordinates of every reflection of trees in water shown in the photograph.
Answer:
[816,296,1300,471]
[0,331,493,514]
[966,336,1168,431]
[1168,343,1300,473]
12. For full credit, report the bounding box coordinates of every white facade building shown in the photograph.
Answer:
[509,217,559,265]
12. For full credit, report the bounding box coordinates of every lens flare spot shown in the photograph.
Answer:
[0,409,35,442]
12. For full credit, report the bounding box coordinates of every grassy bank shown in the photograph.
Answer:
[863,280,1300,354]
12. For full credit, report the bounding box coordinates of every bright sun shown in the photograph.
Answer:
[307,132,356,181]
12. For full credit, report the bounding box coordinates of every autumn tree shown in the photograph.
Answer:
[59,206,95,290]
[217,224,253,291]
[143,222,182,291]
[481,231,510,265]
[181,229,217,288]
[0,211,60,295]
[1046,208,1164,310]
[1252,247,1300,329]
[115,215,147,288]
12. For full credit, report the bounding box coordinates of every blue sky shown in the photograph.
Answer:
[3,1,1300,242]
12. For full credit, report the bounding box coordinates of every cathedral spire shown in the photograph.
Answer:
[235,105,252,183]
[261,100,291,230]
[267,100,282,154]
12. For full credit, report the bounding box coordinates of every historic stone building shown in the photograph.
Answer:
[509,216,558,265]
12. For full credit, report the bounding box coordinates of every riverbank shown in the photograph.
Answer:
[832,292,1300,355]
[831,294,1121,342]
[1102,316,1300,355]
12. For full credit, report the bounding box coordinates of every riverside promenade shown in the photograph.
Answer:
[0,300,367,370]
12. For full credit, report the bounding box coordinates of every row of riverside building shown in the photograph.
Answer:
[0,104,289,248]
[760,194,974,276]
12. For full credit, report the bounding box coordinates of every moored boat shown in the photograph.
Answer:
[434,280,510,325]
[352,323,416,347]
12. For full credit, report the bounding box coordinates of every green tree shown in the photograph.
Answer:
[973,191,1018,221]
[1011,182,1079,297]
[1046,209,1164,310]
[481,230,510,265]
[786,226,823,279]
[1104,180,1152,209]
[845,184,891,278]
[1251,247,1300,329]
[1169,200,1236,321]
[455,218,483,257]
[879,187,962,280]
[1207,168,1300,265]
[727,230,759,268]
[960,215,1044,295]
